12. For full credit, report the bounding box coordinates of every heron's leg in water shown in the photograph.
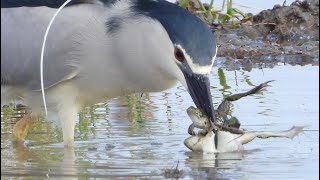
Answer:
[58,105,78,148]
[12,110,37,142]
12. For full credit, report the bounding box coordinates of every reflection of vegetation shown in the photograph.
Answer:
[1,106,16,120]
[22,116,63,144]
[218,68,232,97]
[78,111,90,142]
[1,102,22,120]
[217,68,234,115]
[244,75,254,86]
[234,71,238,86]
[163,92,174,131]
[1,113,63,145]
[218,68,230,89]
[4,143,65,164]
[76,105,103,141]
[1,94,150,145]
[126,94,145,127]
[78,111,89,133]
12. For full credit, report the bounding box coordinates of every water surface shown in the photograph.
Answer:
[1,63,319,179]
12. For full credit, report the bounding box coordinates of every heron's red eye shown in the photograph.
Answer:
[174,47,185,62]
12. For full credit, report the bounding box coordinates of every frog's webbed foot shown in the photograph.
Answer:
[188,124,196,135]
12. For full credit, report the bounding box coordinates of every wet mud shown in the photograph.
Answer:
[190,0,319,68]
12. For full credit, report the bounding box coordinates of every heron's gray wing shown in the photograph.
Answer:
[1,0,87,8]
[1,6,82,91]
[1,44,79,91]
[1,0,118,8]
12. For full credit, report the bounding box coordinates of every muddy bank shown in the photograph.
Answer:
[190,0,319,67]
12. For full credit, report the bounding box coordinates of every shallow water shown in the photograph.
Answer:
[1,63,319,179]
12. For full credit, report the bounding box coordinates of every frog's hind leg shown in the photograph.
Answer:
[224,80,275,102]
[188,124,196,135]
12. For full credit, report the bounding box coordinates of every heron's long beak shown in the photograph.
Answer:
[184,73,215,123]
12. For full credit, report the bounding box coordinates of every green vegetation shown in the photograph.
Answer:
[126,94,146,127]
[179,0,253,28]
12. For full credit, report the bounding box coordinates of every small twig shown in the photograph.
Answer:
[163,160,184,179]
[252,22,277,26]
[304,23,316,30]
[175,160,179,171]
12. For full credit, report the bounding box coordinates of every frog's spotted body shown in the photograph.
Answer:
[187,107,210,135]
[214,80,275,126]
[187,81,274,136]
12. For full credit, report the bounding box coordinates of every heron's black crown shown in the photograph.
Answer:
[131,0,217,66]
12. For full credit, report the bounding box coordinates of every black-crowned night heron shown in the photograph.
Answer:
[1,0,217,147]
